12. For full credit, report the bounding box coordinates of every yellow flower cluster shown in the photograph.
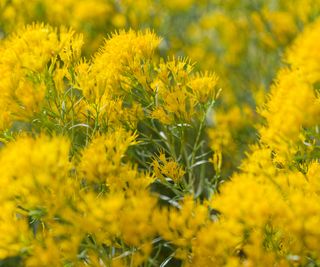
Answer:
[0,23,219,266]
[0,24,82,129]
[0,2,320,267]
[260,18,320,160]
[193,18,320,267]
[1,0,320,169]
[152,151,185,183]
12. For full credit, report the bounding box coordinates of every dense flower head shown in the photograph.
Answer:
[259,18,320,160]
[0,23,83,130]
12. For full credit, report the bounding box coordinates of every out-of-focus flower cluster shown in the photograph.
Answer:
[0,1,320,267]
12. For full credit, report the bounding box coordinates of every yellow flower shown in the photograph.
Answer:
[153,195,210,260]
[79,128,138,183]
[187,72,219,104]
[0,23,83,129]
[152,151,185,183]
